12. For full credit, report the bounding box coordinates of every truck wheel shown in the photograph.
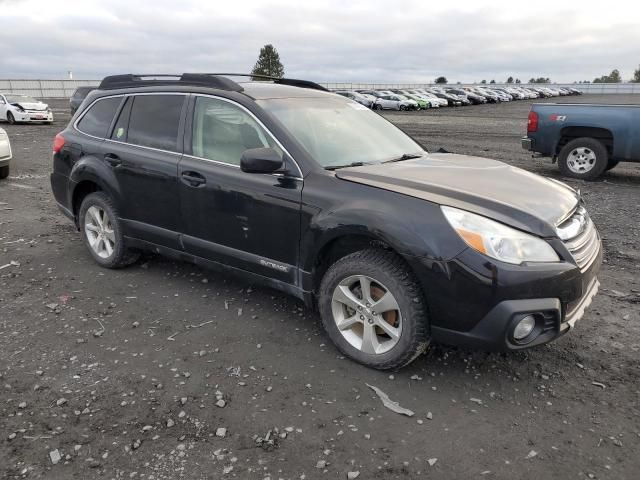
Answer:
[79,192,140,268]
[606,160,619,171]
[318,249,429,370]
[558,137,608,180]
[0,165,9,179]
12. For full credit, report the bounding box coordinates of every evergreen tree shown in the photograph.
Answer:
[506,76,513,83]
[251,44,284,79]
[435,76,448,84]
[515,78,521,84]
[633,65,640,83]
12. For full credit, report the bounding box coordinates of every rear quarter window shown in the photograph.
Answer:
[76,97,122,138]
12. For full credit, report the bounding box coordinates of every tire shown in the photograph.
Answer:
[399,105,406,111]
[79,192,140,268]
[606,160,619,171]
[558,137,608,181]
[0,165,9,179]
[318,249,429,370]
[7,112,15,125]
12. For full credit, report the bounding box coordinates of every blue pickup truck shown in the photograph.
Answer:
[522,103,640,180]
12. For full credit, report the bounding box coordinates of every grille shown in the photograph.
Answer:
[556,206,600,271]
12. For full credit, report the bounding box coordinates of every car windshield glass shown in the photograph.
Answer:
[258,96,424,168]
[6,95,38,104]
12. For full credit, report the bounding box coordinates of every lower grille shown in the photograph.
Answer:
[557,206,600,271]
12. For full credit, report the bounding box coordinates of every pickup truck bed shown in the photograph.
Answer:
[522,103,640,179]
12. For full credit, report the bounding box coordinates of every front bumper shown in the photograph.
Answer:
[12,111,53,122]
[410,239,602,352]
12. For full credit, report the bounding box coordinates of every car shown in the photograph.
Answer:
[70,86,96,115]
[0,93,53,124]
[391,91,430,110]
[523,102,640,179]
[427,89,462,106]
[447,88,486,105]
[51,73,602,370]
[409,89,448,107]
[0,127,11,179]
[335,91,374,108]
[373,94,415,111]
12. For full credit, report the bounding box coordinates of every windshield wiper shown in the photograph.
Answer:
[382,153,423,163]
[325,162,368,171]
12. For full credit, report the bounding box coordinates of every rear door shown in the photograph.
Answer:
[102,93,187,249]
[178,95,303,285]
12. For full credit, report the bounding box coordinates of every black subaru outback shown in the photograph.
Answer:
[50,73,601,370]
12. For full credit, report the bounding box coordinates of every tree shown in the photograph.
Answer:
[251,44,284,79]
[529,77,551,84]
[435,76,447,84]
[480,79,487,84]
[506,76,514,83]
[593,69,622,83]
[489,79,496,84]
[633,65,640,83]
[515,78,521,84]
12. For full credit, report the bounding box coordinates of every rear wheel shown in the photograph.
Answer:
[7,112,15,125]
[558,137,608,180]
[79,192,139,268]
[318,249,429,370]
[0,165,9,179]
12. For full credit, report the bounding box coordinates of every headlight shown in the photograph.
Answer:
[441,206,559,264]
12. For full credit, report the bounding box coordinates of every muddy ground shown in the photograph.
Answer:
[1,95,638,479]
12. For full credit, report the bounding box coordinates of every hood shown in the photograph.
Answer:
[335,153,580,237]
[11,102,47,111]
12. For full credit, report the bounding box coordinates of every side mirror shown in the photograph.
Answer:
[240,147,283,174]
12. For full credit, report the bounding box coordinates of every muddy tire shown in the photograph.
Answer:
[318,249,429,370]
[558,137,608,181]
[79,192,139,268]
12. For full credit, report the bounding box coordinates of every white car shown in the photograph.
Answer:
[0,127,12,179]
[0,93,53,124]
[373,94,416,111]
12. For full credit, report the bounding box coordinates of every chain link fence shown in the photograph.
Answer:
[1,79,638,98]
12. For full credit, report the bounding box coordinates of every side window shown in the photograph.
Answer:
[77,97,122,138]
[191,96,282,166]
[111,97,132,141]
[127,95,184,152]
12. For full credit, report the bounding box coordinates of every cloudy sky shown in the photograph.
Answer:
[1,0,639,83]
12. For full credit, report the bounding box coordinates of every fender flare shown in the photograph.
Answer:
[68,156,123,215]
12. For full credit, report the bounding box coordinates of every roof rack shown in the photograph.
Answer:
[98,74,244,92]
[203,73,328,92]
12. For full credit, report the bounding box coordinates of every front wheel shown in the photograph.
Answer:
[7,112,15,125]
[558,137,608,180]
[79,192,139,268]
[318,249,429,370]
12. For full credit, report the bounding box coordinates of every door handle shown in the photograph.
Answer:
[104,153,121,167]
[181,171,206,187]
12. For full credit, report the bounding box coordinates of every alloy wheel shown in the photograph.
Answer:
[331,275,402,355]
[84,206,116,259]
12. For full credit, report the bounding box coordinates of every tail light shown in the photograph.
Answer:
[53,133,65,154]
[527,111,538,133]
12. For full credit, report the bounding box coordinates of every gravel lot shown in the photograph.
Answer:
[1,95,639,479]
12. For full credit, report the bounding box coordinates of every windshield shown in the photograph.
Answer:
[258,96,424,168]
[6,95,38,104]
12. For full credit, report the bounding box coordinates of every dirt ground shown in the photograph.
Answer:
[1,95,638,480]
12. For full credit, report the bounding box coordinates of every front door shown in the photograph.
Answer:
[178,95,303,286]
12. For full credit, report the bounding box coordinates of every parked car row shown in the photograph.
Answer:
[334,85,583,110]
